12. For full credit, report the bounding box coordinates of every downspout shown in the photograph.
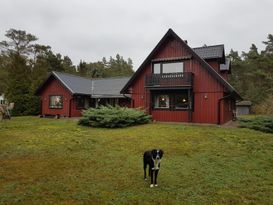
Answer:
[218,94,232,125]
[122,94,133,108]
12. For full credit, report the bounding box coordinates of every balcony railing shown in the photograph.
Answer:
[145,72,193,88]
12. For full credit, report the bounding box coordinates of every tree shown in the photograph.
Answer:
[0,54,9,94]
[228,34,273,112]
[62,56,76,74]
[5,54,34,115]
[0,29,37,56]
[104,54,134,77]
[78,60,88,76]
[75,54,134,78]
[262,34,273,55]
[0,29,72,115]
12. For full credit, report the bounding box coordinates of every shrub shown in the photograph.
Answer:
[239,116,273,133]
[78,106,151,128]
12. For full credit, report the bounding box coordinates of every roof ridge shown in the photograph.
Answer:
[53,71,132,81]
[53,71,93,80]
[92,76,132,81]
[193,44,224,49]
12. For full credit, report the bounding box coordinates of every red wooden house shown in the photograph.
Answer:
[120,29,242,124]
[36,72,131,117]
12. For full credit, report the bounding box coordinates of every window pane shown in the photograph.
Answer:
[174,93,189,109]
[153,63,161,74]
[154,95,169,108]
[49,96,63,108]
[162,62,183,73]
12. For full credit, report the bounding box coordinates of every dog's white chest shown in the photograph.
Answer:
[152,159,160,170]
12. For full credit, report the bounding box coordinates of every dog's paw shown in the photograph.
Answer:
[150,184,154,188]
[154,184,158,187]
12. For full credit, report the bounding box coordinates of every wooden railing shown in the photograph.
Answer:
[145,72,193,88]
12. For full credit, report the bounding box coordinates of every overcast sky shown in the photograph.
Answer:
[0,0,272,69]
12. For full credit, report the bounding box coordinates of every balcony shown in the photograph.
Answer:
[145,72,193,88]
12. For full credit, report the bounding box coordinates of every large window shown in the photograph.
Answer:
[153,62,184,74]
[153,91,191,110]
[154,95,170,108]
[49,95,63,109]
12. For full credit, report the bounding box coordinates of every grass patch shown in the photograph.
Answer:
[0,117,273,204]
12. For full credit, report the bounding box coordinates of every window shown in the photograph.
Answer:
[154,95,170,108]
[162,62,183,73]
[49,95,63,109]
[153,91,192,110]
[174,93,189,109]
[76,96,85,109]
[153,62,184,74]
[153,63,161,74]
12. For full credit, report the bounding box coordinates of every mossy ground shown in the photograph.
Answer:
[0,117,272,204]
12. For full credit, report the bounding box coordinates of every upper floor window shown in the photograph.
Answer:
[153,63,161,74]
[153,62,184,74]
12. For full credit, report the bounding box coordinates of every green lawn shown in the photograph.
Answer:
[0,117,272,205]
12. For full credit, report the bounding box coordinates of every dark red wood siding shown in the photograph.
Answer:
[207,60,228,80]
[129,36,230,124]
[40,77,82,117]
[70,98,83,117]
[39,76,131,117]
[40,77,72,117]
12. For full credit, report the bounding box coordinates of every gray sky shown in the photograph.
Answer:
[0,0,272,69]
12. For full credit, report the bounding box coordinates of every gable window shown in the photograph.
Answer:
[153,61,184,74]
[49,95,63,109]
[154,95,170,108]
[163,62,183,73]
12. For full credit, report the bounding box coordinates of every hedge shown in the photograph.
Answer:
[239,116,273,133]
[78,106,151,128]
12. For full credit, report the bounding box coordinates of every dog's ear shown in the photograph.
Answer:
[151,149,157,154]
[159,150,164,158]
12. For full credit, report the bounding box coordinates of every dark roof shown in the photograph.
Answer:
[90,77,132,98]
[193,45,224,60]
[236,101,252,106]
[120,29,242,100]
[220,58,231,71]
[52,71,94,95]
[36,71,131,98]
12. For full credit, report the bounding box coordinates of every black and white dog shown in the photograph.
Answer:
[143,149,164,187]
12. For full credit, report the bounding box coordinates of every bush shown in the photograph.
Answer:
[78,106,151,128]
[239,116,273,133]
